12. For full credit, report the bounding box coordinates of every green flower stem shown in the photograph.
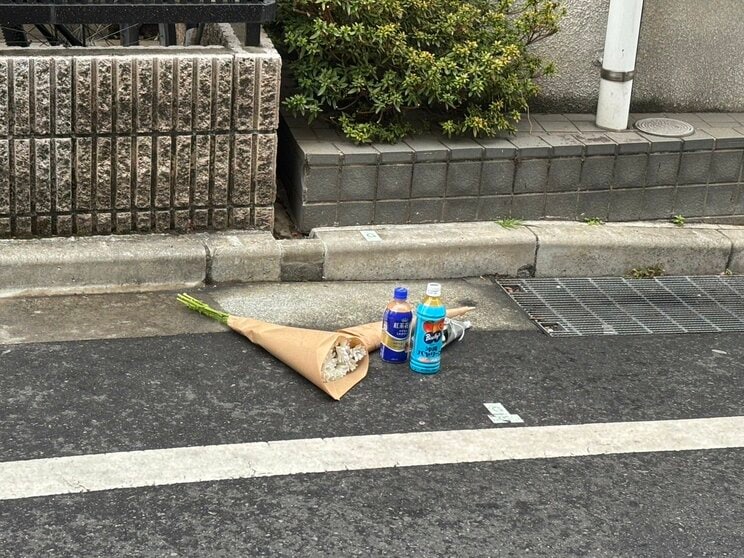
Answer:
[177,293,230,325]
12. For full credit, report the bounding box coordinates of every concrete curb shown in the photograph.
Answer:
[528,222,732,277]
[0,235,207,298]
[310,223,536,280]
[206,233,282,284]
[2,221,744,297]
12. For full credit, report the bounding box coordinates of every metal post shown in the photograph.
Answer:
[595,0,644,131]
[159,23,177,46]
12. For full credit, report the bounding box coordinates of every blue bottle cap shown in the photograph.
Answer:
[393,286,408,300]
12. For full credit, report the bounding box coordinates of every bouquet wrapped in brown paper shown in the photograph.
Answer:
[177,294,369,400]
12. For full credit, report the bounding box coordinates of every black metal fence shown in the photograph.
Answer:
[0,0,276,47]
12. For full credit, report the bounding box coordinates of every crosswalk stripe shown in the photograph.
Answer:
[1,416,743,501]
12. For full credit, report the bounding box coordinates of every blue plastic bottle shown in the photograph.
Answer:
[409,283,447,374]
[380,286,413,363]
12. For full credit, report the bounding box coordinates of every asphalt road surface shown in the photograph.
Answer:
[0,281,742,557]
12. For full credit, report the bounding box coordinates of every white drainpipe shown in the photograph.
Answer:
[595,0,644,131]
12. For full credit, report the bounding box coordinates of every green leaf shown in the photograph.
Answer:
[269,0,564,143]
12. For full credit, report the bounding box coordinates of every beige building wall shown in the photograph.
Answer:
[532,0,744,112]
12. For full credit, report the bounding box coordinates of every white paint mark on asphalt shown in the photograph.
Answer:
[1,416,743,501]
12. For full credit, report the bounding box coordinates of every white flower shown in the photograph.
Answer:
[322,339,367,382]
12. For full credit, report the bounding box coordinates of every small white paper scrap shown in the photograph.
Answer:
[484,402,510,416]
[484,403,523,425]
[360,230,382,242]
[712,349,728,355]
[488,414,524,424]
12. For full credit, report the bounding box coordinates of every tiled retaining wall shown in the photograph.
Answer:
[0,24,280,238]
[280,113,744,233]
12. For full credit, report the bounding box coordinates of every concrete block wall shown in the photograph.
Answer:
[280,113,744,233]
[0,24,280,238]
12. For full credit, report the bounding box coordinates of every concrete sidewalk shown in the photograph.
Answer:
[1,220,743,297]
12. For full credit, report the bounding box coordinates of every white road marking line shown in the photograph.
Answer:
[1,416,743,501]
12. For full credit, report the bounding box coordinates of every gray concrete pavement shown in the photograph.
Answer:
[210,277,533,331]
[0,291,225,345]
[0,278,532,345]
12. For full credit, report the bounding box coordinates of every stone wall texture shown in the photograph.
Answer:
[0,24,280,238]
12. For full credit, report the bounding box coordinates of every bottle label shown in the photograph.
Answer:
[414,319,445,362]
[410,297,446,373]
[381,309,412,361]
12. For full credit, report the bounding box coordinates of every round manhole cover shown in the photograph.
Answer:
[634,118,695,137]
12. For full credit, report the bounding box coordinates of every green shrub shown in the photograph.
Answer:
[271,0,564,143]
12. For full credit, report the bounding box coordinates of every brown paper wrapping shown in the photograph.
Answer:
[227,316,369,401]
[339,306,476,352]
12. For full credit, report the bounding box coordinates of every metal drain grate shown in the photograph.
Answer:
[498,276,744,337]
